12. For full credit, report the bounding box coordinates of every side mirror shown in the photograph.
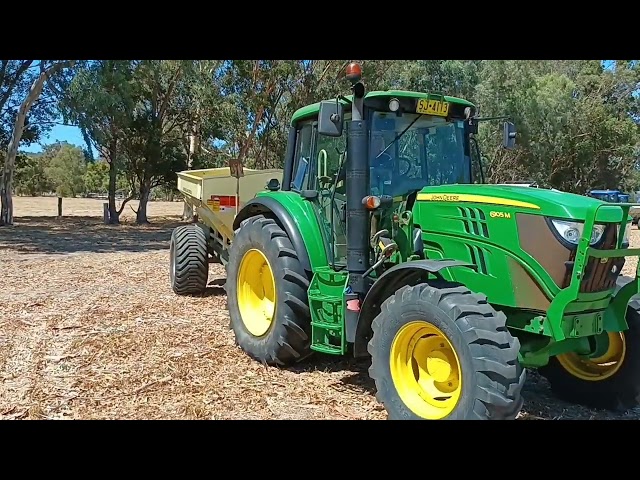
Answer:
[267,178,280,191]
[318,100,343,137]
[503,121,516,149]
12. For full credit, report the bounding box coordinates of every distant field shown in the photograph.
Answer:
[11,195,184,220]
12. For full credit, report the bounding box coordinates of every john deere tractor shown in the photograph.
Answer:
[174,62,640,420]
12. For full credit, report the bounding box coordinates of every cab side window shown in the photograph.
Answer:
[314,121,347,192]
[291,122,314,191]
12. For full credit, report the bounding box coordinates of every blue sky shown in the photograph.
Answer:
[21,123,87,154]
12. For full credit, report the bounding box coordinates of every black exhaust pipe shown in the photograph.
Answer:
[346,73,369,295]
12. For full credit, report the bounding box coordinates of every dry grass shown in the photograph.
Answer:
[1,196,639,420]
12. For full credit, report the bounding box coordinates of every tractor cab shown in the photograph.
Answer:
[284,64,515,281]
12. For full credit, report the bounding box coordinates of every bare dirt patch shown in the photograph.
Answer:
[1,196,639,419]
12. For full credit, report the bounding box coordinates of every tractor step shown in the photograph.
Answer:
[308,267,349,355]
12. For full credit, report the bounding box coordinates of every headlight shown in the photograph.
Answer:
[551,219,605,246]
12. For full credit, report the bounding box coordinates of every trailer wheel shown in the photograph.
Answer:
[367,282,526,420]
[538,301,640,411]
[169,224,209,295]
[227,214,312,366]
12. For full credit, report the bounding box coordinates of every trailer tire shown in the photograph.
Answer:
[169,224,209,295]
[227,214,312,366]
[368,282,526,420]
[538,301,640,411]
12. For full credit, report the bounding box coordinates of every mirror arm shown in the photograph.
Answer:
[474,115,511,122]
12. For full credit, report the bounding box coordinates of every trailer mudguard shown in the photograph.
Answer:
[352,259,475,357]
[233,193,330,276]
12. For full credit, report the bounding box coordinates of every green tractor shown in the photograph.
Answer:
[174,63,640,420]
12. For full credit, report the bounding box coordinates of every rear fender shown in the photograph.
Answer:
[233,195,329,276]
[352,259,474,357]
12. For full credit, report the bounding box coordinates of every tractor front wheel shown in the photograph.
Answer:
[226,215,312,366]
[538,301,640,411]
[367,282,526,420]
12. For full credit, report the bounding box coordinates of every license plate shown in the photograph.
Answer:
[416,98,450,117]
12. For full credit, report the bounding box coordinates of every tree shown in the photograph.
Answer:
[84,158,110,194]
[1,60,74,225]
[14,152,52,196]
[474,60,639,192]
[383,60,481,100]
[121,60,190,224]
[59,60,137,224]
[45,142,86,197]
[174,60,225,220]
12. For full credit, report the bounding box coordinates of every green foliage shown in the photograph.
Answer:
[384,60,482,100]
[475,60,639,193]
[13,148,129,198]
[14,152,52,196]
[84,159,110,193]
[45,142,87,197]
[0,60,62,150]
[42,59,638,214]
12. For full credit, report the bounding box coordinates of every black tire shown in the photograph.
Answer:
[169,224,209,295]
[537,301,640,410]
[226,214,312,366]
[368,282,526,420]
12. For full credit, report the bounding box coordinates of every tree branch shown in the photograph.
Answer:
[158,63,183,122]
[116,194,136,215]
[0,60,33,114]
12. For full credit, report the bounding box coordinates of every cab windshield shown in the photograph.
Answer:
[369,111,471,197]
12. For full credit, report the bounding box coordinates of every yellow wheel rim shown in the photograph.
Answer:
[556,332,626,382]
[390,321,462,419]
[237,248,276,337]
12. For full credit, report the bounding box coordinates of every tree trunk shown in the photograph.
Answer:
[0,176,13,226]
[57,197,62,217]
[107,153,119,224]
[1,60,72,226]
[182,132,197,221]
[136,180,151,224]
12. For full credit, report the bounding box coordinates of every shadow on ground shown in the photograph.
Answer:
[0,215,186,255]
[291,354,377,396]
[291,356,640,420]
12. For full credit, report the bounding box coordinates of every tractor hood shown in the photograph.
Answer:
[416,184,628,224]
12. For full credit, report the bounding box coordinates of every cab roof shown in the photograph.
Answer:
[290,90,476,126]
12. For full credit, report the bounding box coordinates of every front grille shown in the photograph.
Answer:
[562,224,625,293]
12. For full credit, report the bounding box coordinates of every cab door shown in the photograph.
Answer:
[311,121,349,268]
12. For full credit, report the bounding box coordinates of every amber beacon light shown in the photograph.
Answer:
[345,62,362,83]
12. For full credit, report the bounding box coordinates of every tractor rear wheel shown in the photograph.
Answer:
[538,301,640,410]
[367,282,526,420]
[169,224,209,295]
[226,215,312,366]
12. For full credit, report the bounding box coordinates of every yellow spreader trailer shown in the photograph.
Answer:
[170,167,283,295]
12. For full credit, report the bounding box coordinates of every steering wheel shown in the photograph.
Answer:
[397,157,411,177]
